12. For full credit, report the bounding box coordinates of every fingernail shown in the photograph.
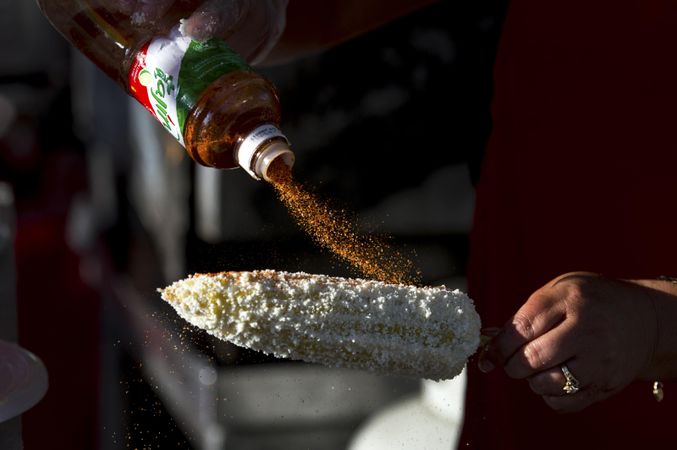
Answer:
[478,358,495,373]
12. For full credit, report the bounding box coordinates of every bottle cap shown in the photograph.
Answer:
[255,140,295,182]
[237,124,294,180]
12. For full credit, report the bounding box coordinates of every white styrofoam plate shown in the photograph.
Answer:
[0,340,48,423]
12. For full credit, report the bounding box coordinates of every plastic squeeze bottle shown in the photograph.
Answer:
[35,0,293,181]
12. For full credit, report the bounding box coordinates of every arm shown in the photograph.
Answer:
[106,0,440,64]
[480,272,677,412]
[628,278,677,380]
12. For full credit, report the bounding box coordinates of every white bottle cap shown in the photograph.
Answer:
[255,140,295,182]
[236,124,294,180]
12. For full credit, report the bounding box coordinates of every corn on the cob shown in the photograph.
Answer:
[159,270,481,380]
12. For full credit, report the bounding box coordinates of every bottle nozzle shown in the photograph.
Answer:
[236,124,294,181]
[254,141,295,182]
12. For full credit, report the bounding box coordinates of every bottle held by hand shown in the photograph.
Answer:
[36,0,293,180]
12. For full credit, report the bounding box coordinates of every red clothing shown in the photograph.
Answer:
[463,0,677,448]
[16,215,100,450]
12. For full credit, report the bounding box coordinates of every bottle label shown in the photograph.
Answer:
[128,27,250,147]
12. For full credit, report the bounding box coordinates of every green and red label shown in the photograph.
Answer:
[128,27,250,147]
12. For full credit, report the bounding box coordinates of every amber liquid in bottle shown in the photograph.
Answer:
[36,0,291,177]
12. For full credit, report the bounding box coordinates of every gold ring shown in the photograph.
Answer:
[561,364,580,395]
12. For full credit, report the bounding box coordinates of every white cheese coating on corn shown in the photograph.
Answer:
[160,270,481,380]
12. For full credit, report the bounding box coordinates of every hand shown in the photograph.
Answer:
[104,0,288,63]
[179,0,288,63]
[106,0,175,24]
[479,272,659,412]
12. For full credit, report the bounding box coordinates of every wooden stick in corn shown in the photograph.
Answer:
[159,270,481,380]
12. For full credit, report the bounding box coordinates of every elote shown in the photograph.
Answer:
[159,270,481,380]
